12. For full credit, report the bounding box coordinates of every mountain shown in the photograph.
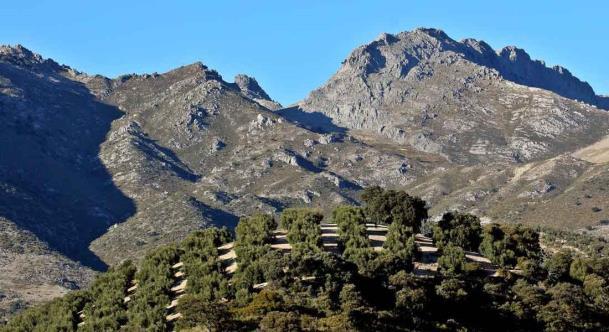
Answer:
[0,44,411,317]
[295,27,609,231]
[1,27,609,317]
[298,28,609,163]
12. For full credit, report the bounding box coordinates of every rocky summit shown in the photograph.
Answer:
[1,28,609,318]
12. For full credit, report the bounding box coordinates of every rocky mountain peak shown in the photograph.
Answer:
[305,27,607,116]
[109,61,226,93]
[340,27,465,79]
[498,45,532,62]
[374,32,399,44]
[0,44,41,62]
[412,27,451,40]
[170,61,224,82]
[494,45,600,105]
[0,44,66,73]
[298,27,609,165]
[461,38,495,56]
[233,74,282,110]
[234,74,271,100]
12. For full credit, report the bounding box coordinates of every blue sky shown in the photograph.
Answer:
[1,1,607,105]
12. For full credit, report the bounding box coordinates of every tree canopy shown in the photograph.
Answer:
[4,188,609,332]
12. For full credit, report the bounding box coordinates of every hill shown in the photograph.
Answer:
[4,188,609,331]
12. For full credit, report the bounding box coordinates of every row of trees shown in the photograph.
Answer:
[232,214,279,301]
[283,208,323,252]
[125,245,180,331]
[180,228,232,302]
[3,291,88,332]
[5,186,609,331]
[80,261,136,331]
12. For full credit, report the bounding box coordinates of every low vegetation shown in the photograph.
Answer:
[3,186,609,331]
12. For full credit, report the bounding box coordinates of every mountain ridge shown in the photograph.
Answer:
[2,28,609,319]
[298,27,609,164]
[335,28,606,108]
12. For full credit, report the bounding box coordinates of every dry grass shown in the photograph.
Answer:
[573,135,609,164]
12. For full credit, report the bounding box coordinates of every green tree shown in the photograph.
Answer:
[395,286,427,315]
[176,294,234,332]
[126,245,179,331]
[181,227,231,258]
[479,223,541,268]
[501,279,546,329]
[437,243,467,277]
[279,208,312,230]
[545,250,573,284]
[333,205,369,251]
[234,213,277,287]
[433,212,481,251]
[286,209,323,252]
[361,186,427,229]
[235,213,276,247]
[538,283,590,332]
[435,278,469,303]
[384,220,418,253]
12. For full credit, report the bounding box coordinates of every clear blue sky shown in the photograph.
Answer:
[1,1,607,105]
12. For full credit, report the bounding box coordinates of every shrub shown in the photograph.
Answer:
[259,311,301,331]
[176,294,233,332]
[545,250,573,284]
[479,223,541,268]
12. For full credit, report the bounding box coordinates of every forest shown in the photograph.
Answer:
[3,187,609,331]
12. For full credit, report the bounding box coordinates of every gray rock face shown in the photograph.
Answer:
[234,74,272,101]
[494,45,600,105]
[0,44,66,73]
[233,74,282,110]
[298,28,609,163]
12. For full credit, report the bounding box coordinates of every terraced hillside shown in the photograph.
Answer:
[5,191,609,331]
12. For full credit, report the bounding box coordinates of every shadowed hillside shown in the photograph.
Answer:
[0,46,136,269]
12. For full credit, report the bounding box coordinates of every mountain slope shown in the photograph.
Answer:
[2,28,609,318]
[298,28,609,163]
[89,62,416,264]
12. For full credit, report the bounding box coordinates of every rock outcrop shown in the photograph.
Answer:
[233,74,282,110]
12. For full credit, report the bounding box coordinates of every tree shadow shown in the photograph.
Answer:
[0,62,136,270]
